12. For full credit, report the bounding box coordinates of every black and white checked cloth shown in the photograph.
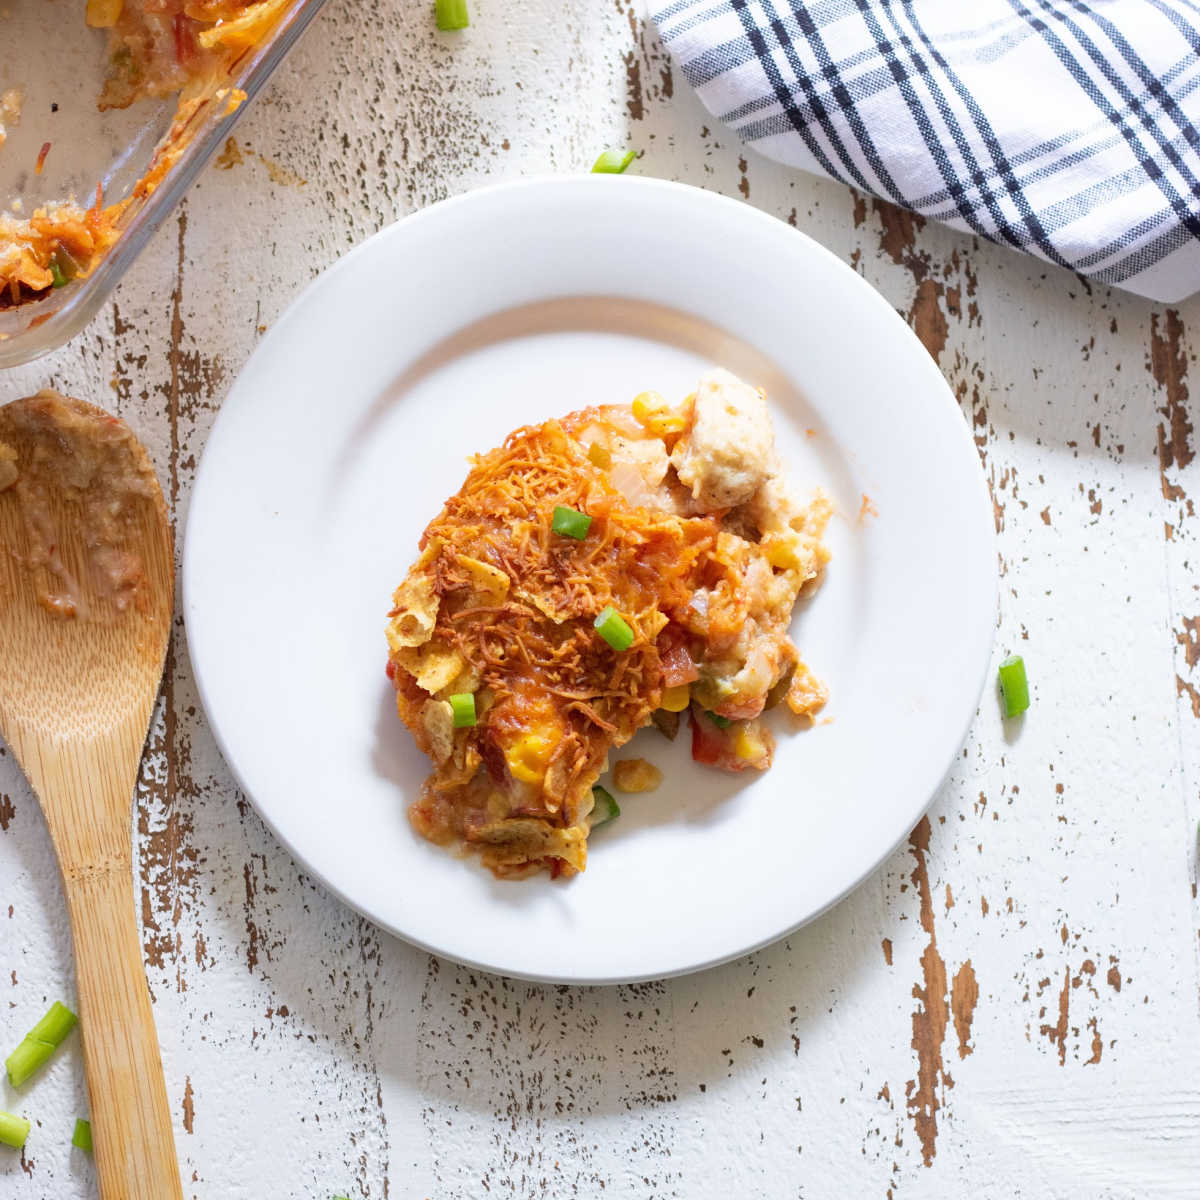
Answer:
[651,0,1200,301]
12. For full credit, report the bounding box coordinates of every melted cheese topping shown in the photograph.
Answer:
[386,372,832,880]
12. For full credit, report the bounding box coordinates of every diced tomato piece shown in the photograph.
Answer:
[658,632,699,687]
[696,715,720,763]
[690,708,727,766]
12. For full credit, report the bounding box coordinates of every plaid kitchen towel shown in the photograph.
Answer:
[650,0,1200,302]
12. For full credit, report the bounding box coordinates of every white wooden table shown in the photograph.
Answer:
[3,3,1199,1197]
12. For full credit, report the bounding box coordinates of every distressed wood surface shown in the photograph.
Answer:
[2,2,1199,1197]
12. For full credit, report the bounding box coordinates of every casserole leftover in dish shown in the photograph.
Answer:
[0,0,289,306]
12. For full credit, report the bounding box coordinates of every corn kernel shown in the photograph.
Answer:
[632,390,664,421]
[732,724,766,760]
[649,413,687,436]
[613,758,663,793]
[632,390,686,437]
[506,733,555,784]
[660,684,691,712]
[587,441,612,469]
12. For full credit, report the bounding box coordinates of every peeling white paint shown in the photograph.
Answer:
[2,2,1199,1197]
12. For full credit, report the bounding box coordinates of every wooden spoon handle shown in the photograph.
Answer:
[63,862,183,1200]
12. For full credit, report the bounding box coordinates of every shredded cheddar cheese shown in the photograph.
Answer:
[387,372,832,880]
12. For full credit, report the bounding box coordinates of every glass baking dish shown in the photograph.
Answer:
[0,0,326,369]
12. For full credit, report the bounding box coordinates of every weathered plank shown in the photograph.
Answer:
[2,2,1198,1196]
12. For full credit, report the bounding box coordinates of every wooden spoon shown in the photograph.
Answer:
[0,391,182,1199]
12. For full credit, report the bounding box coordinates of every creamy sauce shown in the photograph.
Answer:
[0,390,159,620]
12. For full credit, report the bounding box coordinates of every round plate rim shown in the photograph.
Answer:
[183,174,998,984]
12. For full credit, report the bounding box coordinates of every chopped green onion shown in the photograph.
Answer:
[435,0,469,29]
[705,710,732,729]
[593,606,634,652]
[49,260,68,288]
[998,654,1029,717]
[6,1000,78,1087]
[551,505,592,540]
[591,148,636,174]
[590,785,620,828]
[0,1111,30,1149]
[27,1001,77,1045]
[71,1119,92,1153]
[449,692,476,728]
[5,1042,50,1089]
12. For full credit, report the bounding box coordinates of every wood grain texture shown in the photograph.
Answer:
[2,2,1199,1197]
[0,396,181,1198]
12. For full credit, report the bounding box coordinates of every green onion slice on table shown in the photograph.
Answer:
[998,654,1029,717]
[0,1111,30,1149]
[591,148,636,174]
[72,1118,92,1153]
[5,1000,77,1088]
[435,0,469,30]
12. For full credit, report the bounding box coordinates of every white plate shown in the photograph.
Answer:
[184,177,996,984]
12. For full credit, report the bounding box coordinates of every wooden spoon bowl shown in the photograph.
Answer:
[0,391,182,1199]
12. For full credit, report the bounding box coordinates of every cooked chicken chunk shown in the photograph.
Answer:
[672,368,775,510]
